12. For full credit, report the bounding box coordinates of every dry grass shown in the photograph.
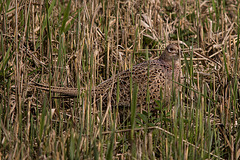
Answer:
[0,0,239,159]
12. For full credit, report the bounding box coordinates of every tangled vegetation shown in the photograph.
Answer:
[0,0,239,159]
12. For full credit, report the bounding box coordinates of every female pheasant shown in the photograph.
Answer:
[33,44,181,108]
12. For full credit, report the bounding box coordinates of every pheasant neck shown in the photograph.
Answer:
[159,54,180,68]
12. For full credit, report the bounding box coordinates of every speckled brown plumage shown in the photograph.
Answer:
[33,44,181,108]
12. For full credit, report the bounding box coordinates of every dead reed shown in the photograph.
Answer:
[0,0,239,159]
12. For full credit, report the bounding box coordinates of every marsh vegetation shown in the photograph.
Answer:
[0,0,239,159]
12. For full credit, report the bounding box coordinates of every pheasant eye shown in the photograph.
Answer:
[168,47,173,52]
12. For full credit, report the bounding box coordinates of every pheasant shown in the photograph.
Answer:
[33,43,181,108]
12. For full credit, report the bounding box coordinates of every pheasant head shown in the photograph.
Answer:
[160,44,181,62]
